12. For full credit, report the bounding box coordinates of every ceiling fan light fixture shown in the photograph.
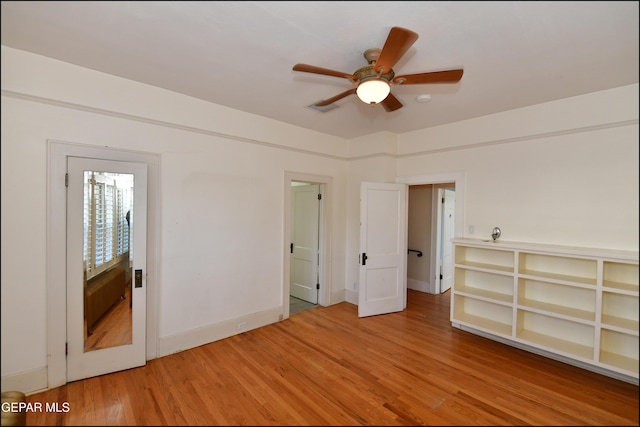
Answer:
[293,27,463,112]
[356,79,390,105]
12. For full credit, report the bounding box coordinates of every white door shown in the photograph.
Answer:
[66,157,147,382]
[358,182,407,317]
[440,189,455,292]
[290,184,320,304]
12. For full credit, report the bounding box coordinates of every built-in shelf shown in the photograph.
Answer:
[451,238,639,383]
[517,278,596,322]
[599,328,639,375]
[453,294,513,336]
[455,268,514,303]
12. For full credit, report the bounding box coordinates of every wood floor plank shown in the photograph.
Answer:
[25,290,639,425]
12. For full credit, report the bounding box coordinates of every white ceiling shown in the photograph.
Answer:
[1,1,638,140]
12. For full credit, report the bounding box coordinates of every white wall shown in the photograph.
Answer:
[398,84,639,250]
[1,46,349,392]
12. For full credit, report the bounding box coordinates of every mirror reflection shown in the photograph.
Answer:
[83,170,134,352]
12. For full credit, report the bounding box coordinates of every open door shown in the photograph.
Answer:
[358,182,408,317]
[290,183,320,304]
[439,189,455,292]
[434,187,455,293]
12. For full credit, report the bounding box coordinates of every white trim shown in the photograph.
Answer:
[2,90,345,161]
[46,140,160,391]
[1,367,48,396]
[158,307,282,357]
[395,120,638,158]
[344,289,358,305]
[4,90,634,162]
[407,278,430,293]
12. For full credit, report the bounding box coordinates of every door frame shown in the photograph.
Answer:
[47,140,160,389]
[398,172,465,295]
[283,172,332,318]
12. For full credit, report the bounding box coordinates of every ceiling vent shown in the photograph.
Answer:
[307,102,340,113]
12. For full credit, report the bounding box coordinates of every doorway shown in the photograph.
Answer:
[47,141,159,389]
[399,172,465,314]
[283,172,332,318]
[407,183,455,295]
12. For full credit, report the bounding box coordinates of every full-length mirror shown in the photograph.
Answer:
[83,170,134,352]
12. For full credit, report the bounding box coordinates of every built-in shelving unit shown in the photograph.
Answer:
[451,238,639,384]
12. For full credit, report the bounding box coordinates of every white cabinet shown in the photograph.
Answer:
[451,238,639,383]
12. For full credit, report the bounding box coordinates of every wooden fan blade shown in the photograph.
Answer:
[314,88,357,107]
[381,92,403,112]
[393,69,464,85]
[374,27,419,74]
[293,64,355,80]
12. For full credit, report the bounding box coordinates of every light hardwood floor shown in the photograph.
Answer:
[26,290,638,425]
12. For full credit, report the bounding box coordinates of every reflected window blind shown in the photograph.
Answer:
[83,172,133,278]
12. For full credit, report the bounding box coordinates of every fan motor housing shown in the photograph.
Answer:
[354,65,395,83]
[357,48,395,82]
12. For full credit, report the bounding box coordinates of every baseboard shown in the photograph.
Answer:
[407,278,431,293]
[157,306,283,358]
[344,289,358,305]
[1,366,48,395]
[329,289,345,305]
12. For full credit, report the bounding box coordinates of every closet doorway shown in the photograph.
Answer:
[283,172,332,318]
[407,182,456,295]
[403,173,465,300]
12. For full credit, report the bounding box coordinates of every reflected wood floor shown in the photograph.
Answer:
[84,284,132,352]
[27,290,638,426]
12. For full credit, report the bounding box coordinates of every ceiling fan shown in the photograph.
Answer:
[292,26,463,112]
